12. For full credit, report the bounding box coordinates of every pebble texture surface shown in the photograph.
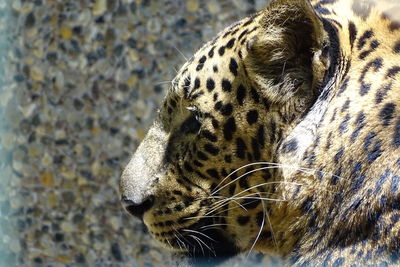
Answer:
[0,0,279,266]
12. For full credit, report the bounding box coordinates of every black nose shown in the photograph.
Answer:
[121,194,155,219]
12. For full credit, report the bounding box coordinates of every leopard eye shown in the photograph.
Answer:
[186,106,203,123]
[181,106,202,134]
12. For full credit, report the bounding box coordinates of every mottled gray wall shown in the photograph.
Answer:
[0,0,272,265]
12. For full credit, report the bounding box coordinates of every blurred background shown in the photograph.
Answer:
[0,0,274,266]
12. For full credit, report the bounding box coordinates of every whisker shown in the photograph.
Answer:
[153,80,176,86]
[182,229,217,242]
[211,165,284,196]
[171,44,188,61]
[199,223,233,230]
[206,181,297,215]
[174,233,184,251]
[211,161,347,196]
[247,193,265,258]
[211,162,280,196]
[188,234,205,256]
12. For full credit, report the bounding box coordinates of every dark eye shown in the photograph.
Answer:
[180,109,202,134]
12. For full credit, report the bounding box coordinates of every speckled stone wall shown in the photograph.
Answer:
[0,0,275,266]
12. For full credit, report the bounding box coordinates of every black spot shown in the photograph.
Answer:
[394,117,400,147]
[238,29,248,41]
[223,30,232,38]
[201,130,218,142]
[334,147,345,163]
[237,216,250,226]
[196,56,206,71]
[302,197,313,213]
[213,93,218,102]
[208,46,215,57]
[281,139,298,153]
[250,87,260,103]
[226,38,236,49]
[375,169,390,192]
[391,175,400,193]
[194,77,200,90]
[229,58,238,76]
[204,144,219,156]
[236,84,246,105]
[376,82,393,104]
[337,77,349,96]
[394,41,400,54]
[387,66,400,78]
[206,169,220,179]
[341,99,350,112]
[173,190,183,196]
[356,112,366,125]
[242,18,253,27]
[371,39,380,49]
[218,46,225,56]
[206,78,215,92]
[351,162,364,191]
[224,155,232,163]
[214,101,224,112]
[197,151,208,161]
[364,132,377,151]
[211,119,219,129]
[315,5,331,14]
[221,79,232,92]
[331,167,342,185]
[368,141,382,163]
[339,114,351,134]
[223,117,236,141]
[174,205,183,212]
[213,65,218,72]
[193,160,203,167]
[236,138,247,159]
[184,162,194,172]
[357,30,373,50]
[246,110,258,125]
[379,103,396,126]
[256,212,265,227]
[348,21,357,49]
[220,103,233,116]
[360,82,371,96]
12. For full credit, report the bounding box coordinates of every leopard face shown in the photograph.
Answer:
[121,0,400,265]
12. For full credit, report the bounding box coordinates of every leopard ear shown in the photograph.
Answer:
[245,0,330,103]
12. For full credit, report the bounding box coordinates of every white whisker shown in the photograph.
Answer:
[247,193,265,258]
[182,229,217,242]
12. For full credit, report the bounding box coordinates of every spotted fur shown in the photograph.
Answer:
[121,0,400,265]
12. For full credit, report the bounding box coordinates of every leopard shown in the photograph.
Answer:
[120,0,400,265]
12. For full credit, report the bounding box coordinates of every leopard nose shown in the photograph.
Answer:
[121,194,155,219]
